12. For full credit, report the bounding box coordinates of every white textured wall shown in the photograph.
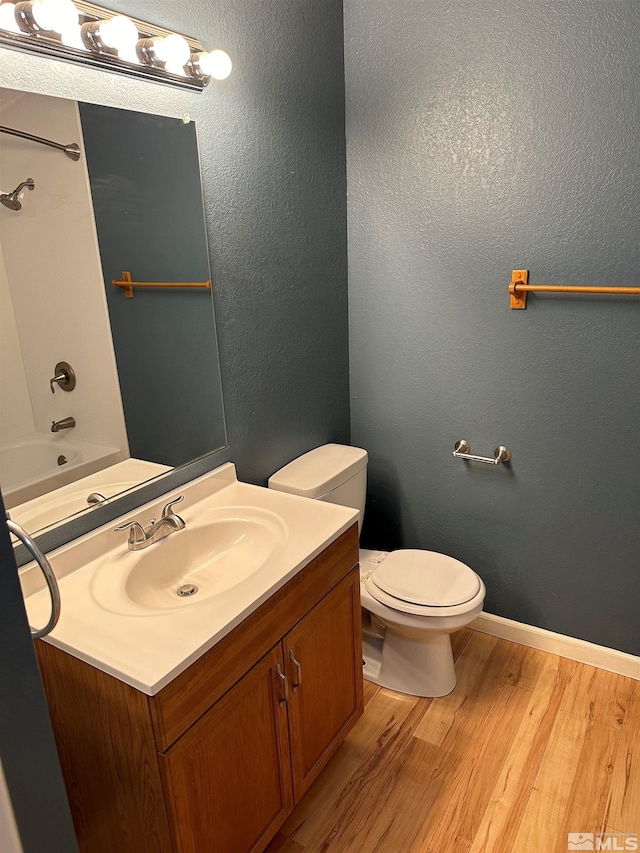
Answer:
[0,245,34,441]
[0,89,129,455]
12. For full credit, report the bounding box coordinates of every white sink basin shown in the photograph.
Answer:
[94,508,287,613]
[22,462,359,694]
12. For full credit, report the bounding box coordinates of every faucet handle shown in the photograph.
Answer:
[114,520,147,547]
[161,496,184,519]
[50,373,66,394]
[49,362,76,394]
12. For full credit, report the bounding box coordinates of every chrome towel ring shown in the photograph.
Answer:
[7,519,61,639]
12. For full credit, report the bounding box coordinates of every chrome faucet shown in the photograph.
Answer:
[51,416,75,432]
[87,492,107,505]
[115,496,186,551]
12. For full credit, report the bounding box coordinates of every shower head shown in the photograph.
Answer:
[1,178,35,211]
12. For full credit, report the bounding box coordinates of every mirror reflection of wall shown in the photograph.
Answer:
[0,89,226,536]
[80,103,226,468]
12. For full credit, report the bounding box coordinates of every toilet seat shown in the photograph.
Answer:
[365,549,484,617]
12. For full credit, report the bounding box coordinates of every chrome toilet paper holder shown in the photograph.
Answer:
[452,440,512,465]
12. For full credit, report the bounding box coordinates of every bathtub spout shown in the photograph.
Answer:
[51,417,76,433]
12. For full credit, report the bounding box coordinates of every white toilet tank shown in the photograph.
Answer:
[268,444,368,533]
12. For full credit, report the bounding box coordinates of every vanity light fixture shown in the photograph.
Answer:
[0,0,232,91]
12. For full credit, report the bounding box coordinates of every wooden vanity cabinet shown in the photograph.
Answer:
[161,567,362,853]
[285,571,363,801]
[160,644,294,853]
[35,523,362,853]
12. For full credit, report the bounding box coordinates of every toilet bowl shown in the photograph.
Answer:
[269,444,486,697]
[359,549,485,696]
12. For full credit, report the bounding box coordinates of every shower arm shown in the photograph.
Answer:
[0,125,80,161]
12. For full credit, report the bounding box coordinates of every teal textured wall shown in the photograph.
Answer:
[346,0,640,653]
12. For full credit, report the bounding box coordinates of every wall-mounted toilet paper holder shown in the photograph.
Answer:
[452,440,512,465]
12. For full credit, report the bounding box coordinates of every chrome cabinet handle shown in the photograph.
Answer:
[7,519,61,640]
[289,649,302,691]
[275,662,288,706]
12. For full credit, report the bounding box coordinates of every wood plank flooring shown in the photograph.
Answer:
[266,629,640,853]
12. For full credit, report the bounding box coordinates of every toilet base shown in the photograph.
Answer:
[362,625,457,698]
[362,634,384,683]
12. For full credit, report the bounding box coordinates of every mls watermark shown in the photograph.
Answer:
[568,833,639,851]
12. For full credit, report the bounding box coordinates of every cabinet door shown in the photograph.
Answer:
[285,567,364,800]
[160,644,293,853]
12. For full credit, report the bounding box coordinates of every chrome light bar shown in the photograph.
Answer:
[0,0,232,92]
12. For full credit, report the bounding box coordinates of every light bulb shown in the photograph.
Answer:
[38,0,76,33]
[99,14,138,59]
[30,0,53,29]
[153,33,190,74]
[0,3,20,32]
[60,20,84,48]
[197,49,232,80]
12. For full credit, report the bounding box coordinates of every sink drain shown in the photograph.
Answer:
[177,584,199,597]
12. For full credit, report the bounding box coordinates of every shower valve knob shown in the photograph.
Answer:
[50,361,76,393]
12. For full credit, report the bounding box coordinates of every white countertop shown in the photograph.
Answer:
[22,463,358,695]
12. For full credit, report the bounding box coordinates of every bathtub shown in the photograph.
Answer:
[0,433,124,508]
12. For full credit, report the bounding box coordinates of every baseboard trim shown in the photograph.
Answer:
[470,612,640,681]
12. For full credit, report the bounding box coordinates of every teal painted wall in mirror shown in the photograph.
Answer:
[80,102,226,467]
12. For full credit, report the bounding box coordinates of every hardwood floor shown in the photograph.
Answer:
[266,629,640,853]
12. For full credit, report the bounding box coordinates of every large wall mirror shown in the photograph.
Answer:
[0,88,227,538]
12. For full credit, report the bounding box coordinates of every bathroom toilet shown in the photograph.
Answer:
[269,444,485,697]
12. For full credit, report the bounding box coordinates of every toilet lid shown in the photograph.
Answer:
[370,550,480,607]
